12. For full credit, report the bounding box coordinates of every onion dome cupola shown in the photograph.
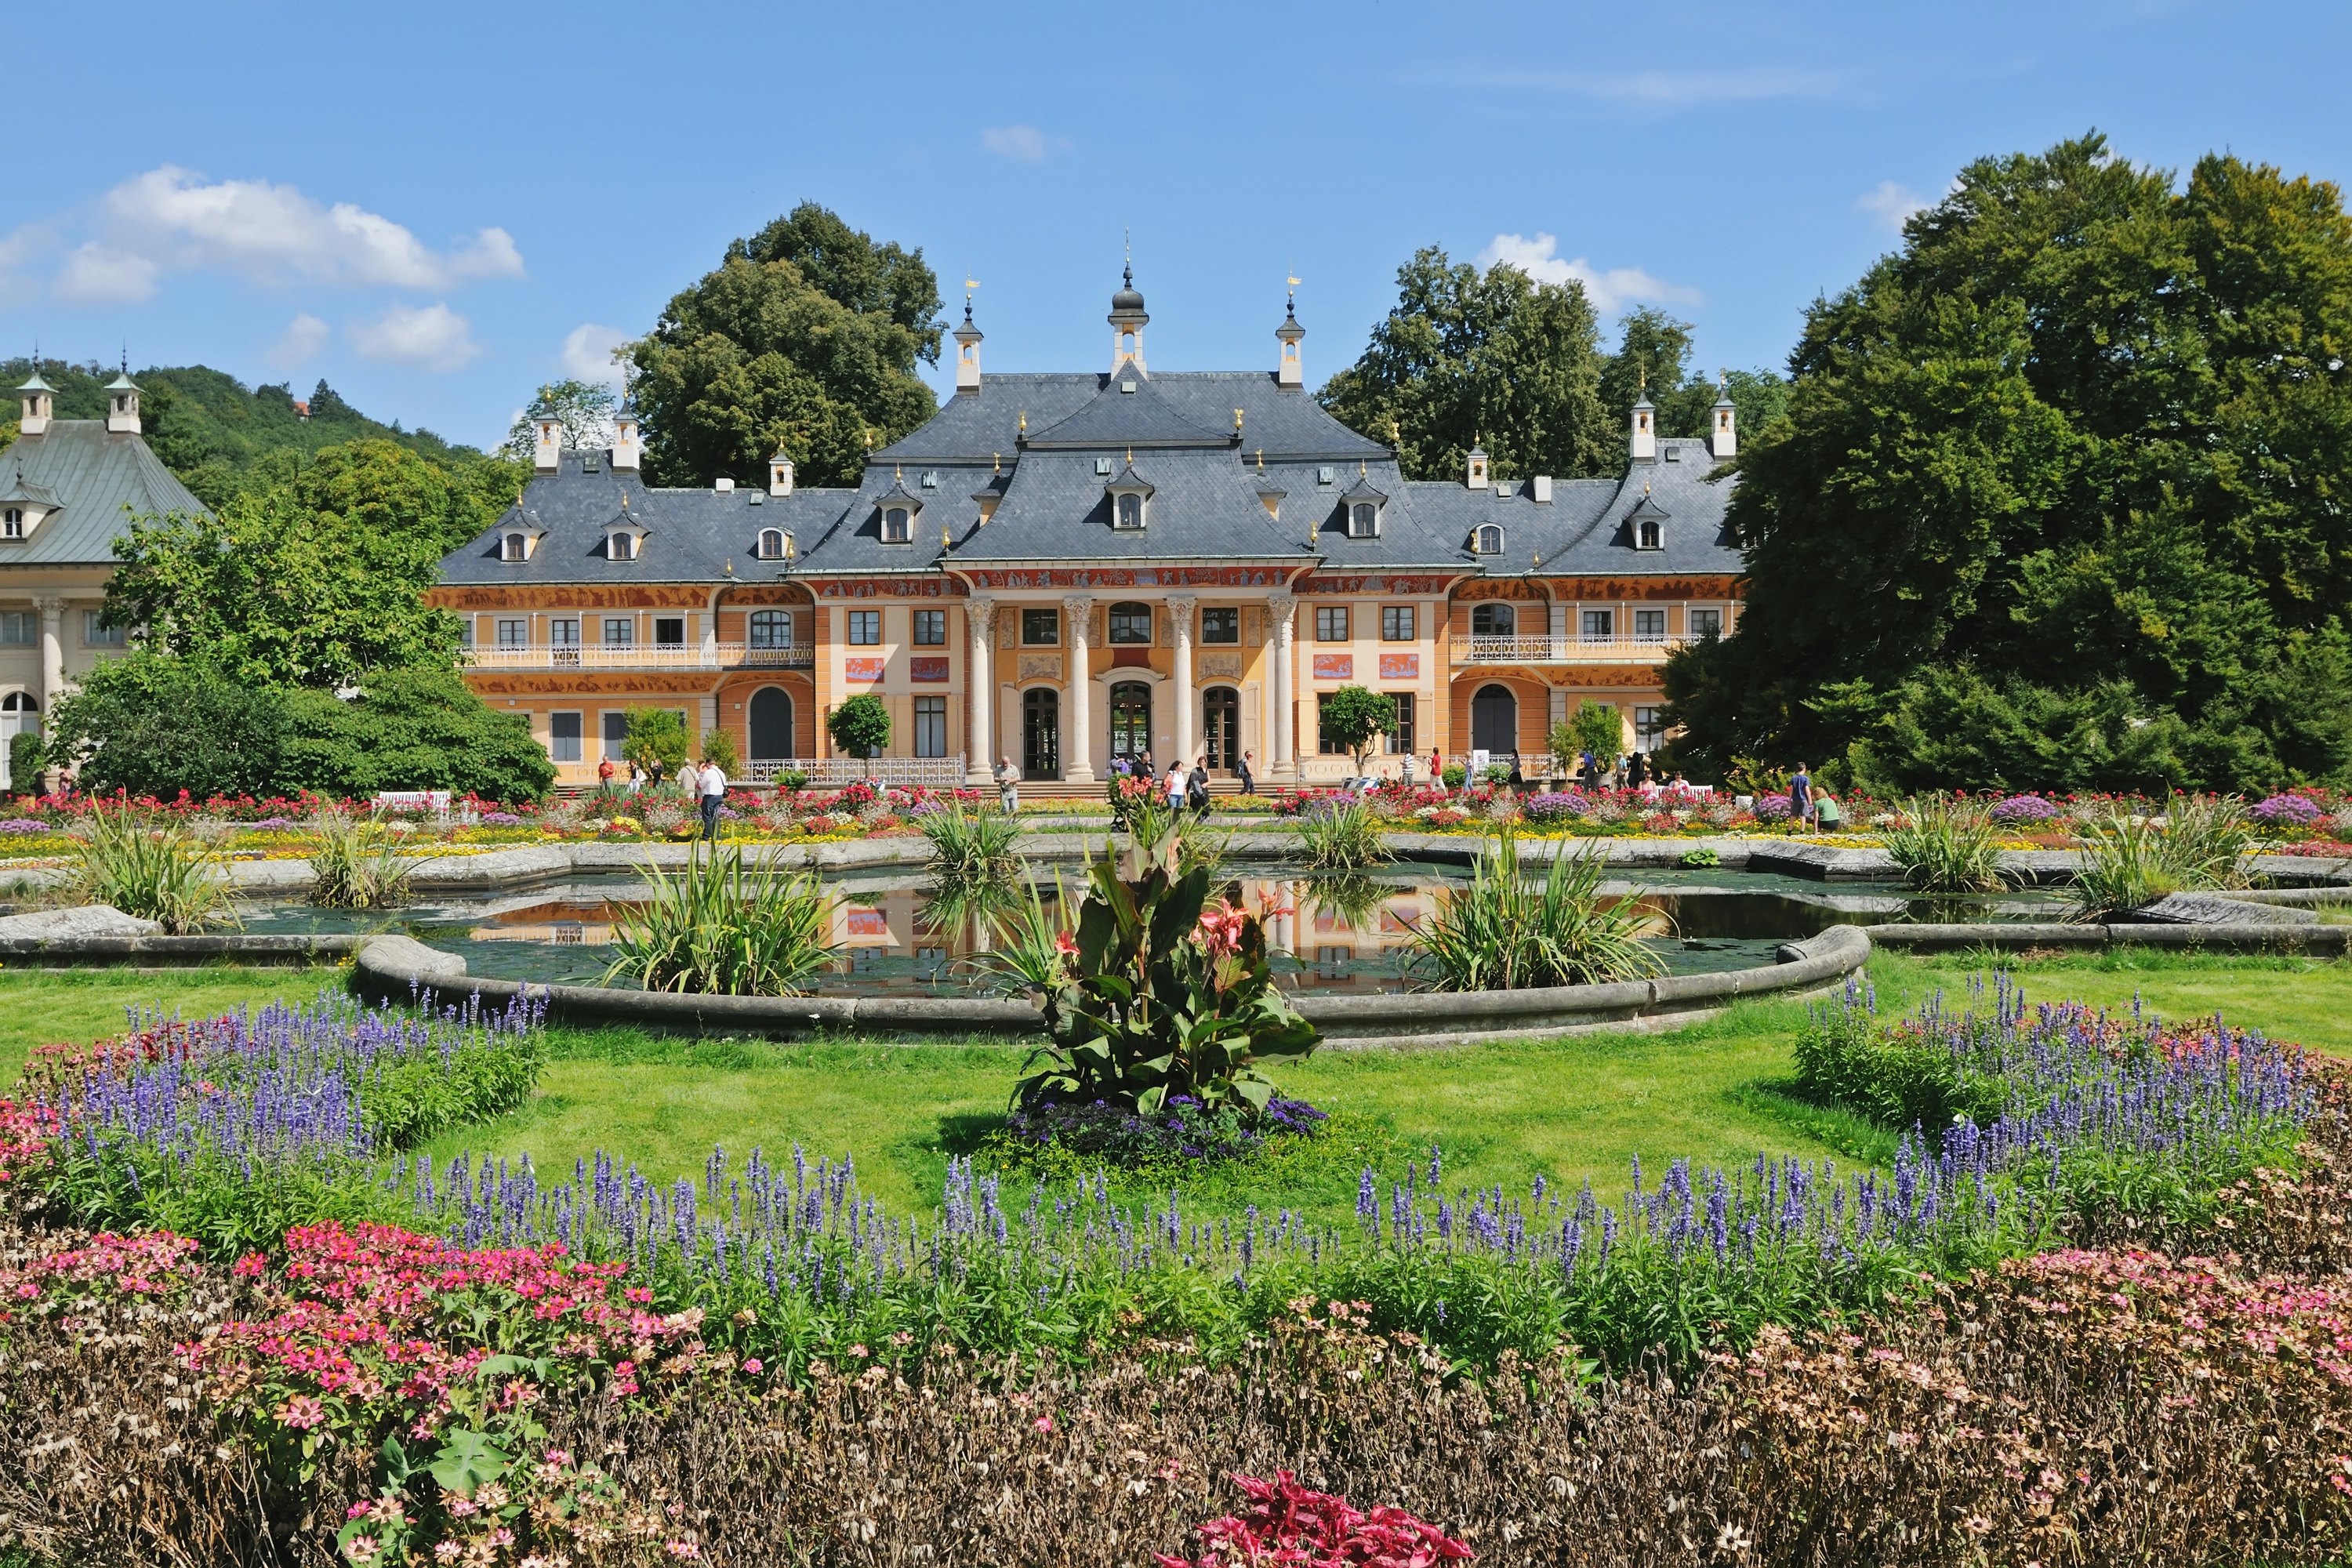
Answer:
[1108,263,1149,375]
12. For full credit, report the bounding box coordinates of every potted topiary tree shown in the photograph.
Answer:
[1316,685,1397,777]
[826,693,891,779]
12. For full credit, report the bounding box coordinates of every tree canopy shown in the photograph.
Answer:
[503,379,617,460]
[1664,132,2352,793]
[1319,250,1786,482]
[627,202,942,491]
[103,439,482,688]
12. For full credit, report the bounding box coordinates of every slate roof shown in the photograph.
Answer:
[444,399,1740,589]
[0,420,205,566]
[440,450,855,586]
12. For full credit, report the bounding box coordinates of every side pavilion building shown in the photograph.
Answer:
[434,274,1745,790]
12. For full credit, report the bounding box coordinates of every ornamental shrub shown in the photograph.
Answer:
[1522,791,1588,825]
[1991,793,2060,823]
[999,1094,1327,1168]
[2254,792,2325,826]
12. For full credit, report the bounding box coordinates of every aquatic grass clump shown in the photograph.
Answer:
[68,805,234,933]
[2071,795,2249,918]
[304,807,415,909]
[604,844,838,995]
[1292,797,1388,870]
[918,803,1024,892]
[1882,793,2010,893]
[1403,829,1662,992]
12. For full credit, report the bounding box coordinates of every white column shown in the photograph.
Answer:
[34,597,64,720]
[965,598,995,785]
[1267,591,1296,783]
[1062,593,1095,784]
[1167,593,1196,765]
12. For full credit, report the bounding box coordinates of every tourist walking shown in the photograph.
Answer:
[1164,758,1189,812]
[1237,750,1257,794]
[1628,751,1648,789]
[1789,761,1813,828]
[1398,750,1414,788]
[1188,755,1212,815]
[993,755,1019,814]
[626,758,643,793]
[597,754,615,798]
[1507,753,1525,794]
[696,753,727,841]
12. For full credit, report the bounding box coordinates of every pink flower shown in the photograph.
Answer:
[1033,1414,1055,1434]
[742,1357,764,1375]
[666,1541,702,1559]
[276,1395,326,1430]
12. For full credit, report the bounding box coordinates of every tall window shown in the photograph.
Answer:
[550,712,583,763]
[1316,693,1362,755]
[2,509,21,538]
[758,528,785,559]
[1634,706,1666,750]
[1472,604,1515,637]
[1475,524,1502,555]
[913,695,948,757]
[654,617,685,648]
[1314,606,1349,642]
[912,608,946,645]
[1107,601,1152,644]
[496,618,528,647]
[1581,609,1614,642]
[1633,609,1666,642]
[1348,501,1377,538]
[882,506,911,543]
[608,532,637,561]
[502,532,527,561]
[1115,492,1144,529]
[1381,605,1415,641]
[1637,518,1661,550]
[1109,681,1151,759]
[1689,608,1723,639]
[602,617,635,646]
[1385,692,1416,754]
[550,618,579,646]
[1022,608,1058,645]
[0,612,31,646]
[848,610,881,645]
[749,609,793,648]
[1200,607,1239,644]
[601,712,628,760]
[83,613,123,648]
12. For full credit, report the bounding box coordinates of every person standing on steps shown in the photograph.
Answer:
[994,755,1019,814]
[1188,754,1212,815]
[1237,750,1257,795]
[1164,757,1189,813]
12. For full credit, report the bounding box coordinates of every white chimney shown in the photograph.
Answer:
[769,451,795,496]
[1708,377,1737,459]
[953,299,983,394]
[16,369,53,437]
[612,394,642,471]
[529,390,561,473]
[1531,475,1553,503]
[1275,292,1305,389]
[714,477,735,493]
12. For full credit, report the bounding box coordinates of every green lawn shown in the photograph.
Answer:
[3,950,2346,1220]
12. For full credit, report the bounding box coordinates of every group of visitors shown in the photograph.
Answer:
[594,750,730,839]
[993,750,1258,816]
[1785,763,1842,830]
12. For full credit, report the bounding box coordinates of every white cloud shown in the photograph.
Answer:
[1858,180,1930,232]
[1475,233,1701,315]
[982,124,1051,162]
[559,322,629,384]
[1428,64,1838,107]
[267,312,331,370]
[348,302,481,372]
[88,165,525,291]
[53,242,158,305]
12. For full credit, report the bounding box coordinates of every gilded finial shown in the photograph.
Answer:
[1255,447,1264,471]
[724,558,734,576]
[1124,446,1133,466]
[783,532,796,561]
[1018,410,1028,435]
[1233,408,1244,433]
[895,465,903,481]
[941,524,953,550]
[1359,460,1367,477]
[993,451,1001,474]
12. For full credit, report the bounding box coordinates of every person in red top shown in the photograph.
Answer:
[596,755,615,797]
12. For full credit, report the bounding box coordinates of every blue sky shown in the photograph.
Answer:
[6,1,2347,450]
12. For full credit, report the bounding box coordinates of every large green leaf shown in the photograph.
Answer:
[427,1428,510,1498]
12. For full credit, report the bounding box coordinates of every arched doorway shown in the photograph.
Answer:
[1201,685,1240,770]
[0,691,34,790]
[1108,681,1151,764]
[747,688,794,761]
[1022,688,1060,780]
[1471,683,1517,755]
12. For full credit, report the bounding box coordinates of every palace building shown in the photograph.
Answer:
[433,273,1744,791]
[0,367,202,788]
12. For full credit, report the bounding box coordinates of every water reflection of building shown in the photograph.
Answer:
[435,274,1744,792]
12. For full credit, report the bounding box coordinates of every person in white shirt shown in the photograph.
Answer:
[993,755,1019,813]
[695,755,727,841]
[1164,759,1189,811]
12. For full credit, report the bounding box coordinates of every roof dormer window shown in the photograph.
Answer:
[758,528,786,560]
[1349,502,1377,538]
[1474,524,1503,556]
[2,510,21,539]
[1638,517,1662,550]
[1106,457,1154,532]
[502,532,531,562]
[608,531,640,561]
[882,506,912,543]
[1116,492,1144,530]
[1341,468,1386,539]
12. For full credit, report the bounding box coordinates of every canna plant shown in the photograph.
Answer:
[1016,817,1319,1119]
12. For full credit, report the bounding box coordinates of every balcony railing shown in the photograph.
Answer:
[466,641,815,672]
[743,757,969,788]
[1450,634,1690,666]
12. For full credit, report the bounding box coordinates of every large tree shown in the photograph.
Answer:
[628,202,942,490]
[103,439,474,688]
[1664,133,2352,793]
[1319,246,1613,481]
